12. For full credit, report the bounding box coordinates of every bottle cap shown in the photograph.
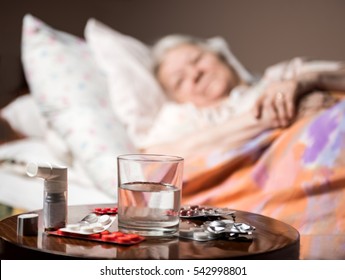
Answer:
[17,213,39,236]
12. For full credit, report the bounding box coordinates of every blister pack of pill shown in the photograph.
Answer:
[59,213,116,235]
[179,205,236,219]
[177,219,255,242]
[204,220,255,240]
[177,227,218,241]
[92,207,118,215]
[48,230,145,245]
[48,210,145,245]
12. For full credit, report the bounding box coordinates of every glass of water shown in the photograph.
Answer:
[117,154,184,237]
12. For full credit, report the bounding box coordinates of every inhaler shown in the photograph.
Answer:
[26,162,68,231]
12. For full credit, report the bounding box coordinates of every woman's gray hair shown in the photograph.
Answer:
[151,34,255,84]
[152,34,215,67]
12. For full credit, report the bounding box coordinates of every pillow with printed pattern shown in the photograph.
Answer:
[21,14,136,199]
[84,18,167,148]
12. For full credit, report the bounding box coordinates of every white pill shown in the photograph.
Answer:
[83,213,98,224]
[90,222,102,228]
[92,225,105,232]
[80,225,93,233]
[98,215,111,225]
[66,224,81,231]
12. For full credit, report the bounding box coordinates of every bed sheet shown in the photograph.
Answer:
[0,171,115,211]
[0,138,115,211]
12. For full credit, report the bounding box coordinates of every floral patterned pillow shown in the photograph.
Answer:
[21,14,136,199]
[84,18,166,147]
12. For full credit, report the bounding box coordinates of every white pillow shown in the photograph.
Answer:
[1,94,47,138]
[84,19,166,147]
[21,14,136,198]
[0,94,72,164]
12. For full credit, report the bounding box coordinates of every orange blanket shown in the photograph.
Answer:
[182,100,345,235]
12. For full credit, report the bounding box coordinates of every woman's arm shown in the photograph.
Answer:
[254,64,345,127]
[315,66,345,92]
[143,110,278,159]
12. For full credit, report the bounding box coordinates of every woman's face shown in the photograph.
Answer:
[157,44,239,107]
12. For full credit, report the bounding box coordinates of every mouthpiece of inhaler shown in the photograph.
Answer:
[26,162,67,180]
[26,162,68,192]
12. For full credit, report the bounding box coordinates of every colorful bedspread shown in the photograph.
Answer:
[182,99,345,235]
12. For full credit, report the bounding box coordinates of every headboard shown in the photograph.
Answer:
[1,0,345,108]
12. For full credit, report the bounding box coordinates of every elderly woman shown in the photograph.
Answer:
[143,35,345,238]
[143,34,345,157]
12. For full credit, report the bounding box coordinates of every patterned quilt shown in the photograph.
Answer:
[182,99,345,235]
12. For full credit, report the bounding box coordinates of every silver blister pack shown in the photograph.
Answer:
[203,220,255,240]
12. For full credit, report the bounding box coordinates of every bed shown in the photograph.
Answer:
[1,0,345,260]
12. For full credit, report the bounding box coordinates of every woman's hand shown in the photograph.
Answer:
[253,79,301,127]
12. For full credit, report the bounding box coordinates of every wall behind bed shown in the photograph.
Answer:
[1,0,344,108]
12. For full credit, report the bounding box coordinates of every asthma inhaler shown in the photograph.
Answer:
[26,162,68,231]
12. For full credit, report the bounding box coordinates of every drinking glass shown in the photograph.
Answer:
[117,154,184,236]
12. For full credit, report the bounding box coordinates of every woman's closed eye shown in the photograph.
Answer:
[168,51,206,92]
[174,77,183,90]
[191,51,203,65]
